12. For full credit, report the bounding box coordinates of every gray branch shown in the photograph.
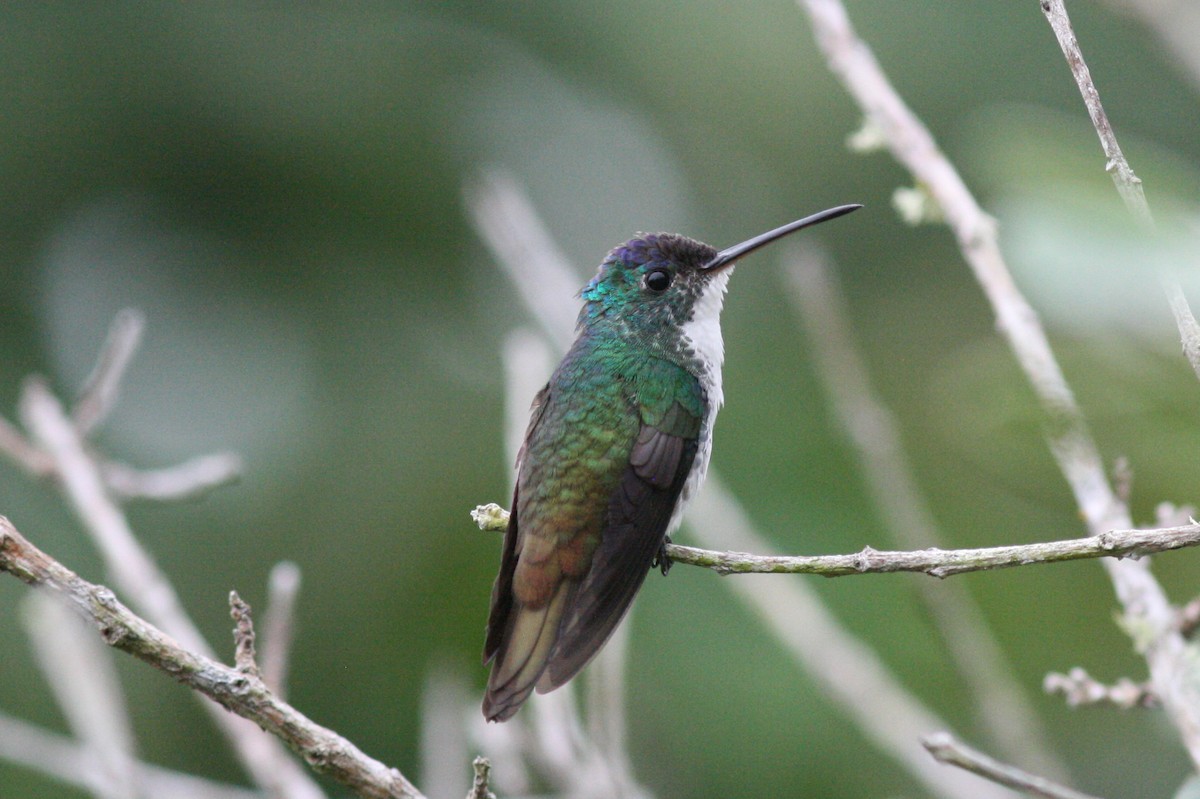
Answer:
[1036,0,1200,767]
[0,516,426,799]
[923,732,1105,799]
[474,504,1200,577]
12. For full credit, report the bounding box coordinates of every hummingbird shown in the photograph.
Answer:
[482,204,861,722]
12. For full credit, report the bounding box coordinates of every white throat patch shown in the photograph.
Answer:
[669,266,732,534]
[680,267,731,403]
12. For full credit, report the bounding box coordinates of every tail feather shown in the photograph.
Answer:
[482,581,572,722]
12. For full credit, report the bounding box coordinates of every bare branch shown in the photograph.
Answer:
[72,308,145,436]
[1042,1,1200,383]
[475,504,1200,578]
[1040,0,1148,221]
[23,591,139,799]
[20,376,213,647]
[18,374,325,798]
[785,246,1066,777]
[1038,0,1200,384]
[1163,282,1200,383]
[0,711,263,799]
[0,413,54,477]
[791,0,1200,770]
[102,453,244,502]
[923,732,1105,799]
[796,0,1119,529]
[261,561,302,698]
[0,517,426,799]
[1034,0,1200,766]
[230,591,261,678]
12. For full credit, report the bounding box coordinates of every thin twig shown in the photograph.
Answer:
[923,732,1105,799]
[261,561,302,698]
[1035,0,1200,765]
[0,413,54,477]
[1041,0,1149,223]
[19,376,324,799]
[0,711,263,799]
[1044,667,1159,709]
[794,0,1200,771]
[0,517,426,799]
[23,591,139,799]
[784,245,1066,778]
[1042,1,1200,382]
[72,309,145,436]
[1163,283,1200,383]
[230,591,261,678]
[476,504,1200,577]
[102,453,244,502]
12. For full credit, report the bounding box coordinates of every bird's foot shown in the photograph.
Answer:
[653,536,673,576]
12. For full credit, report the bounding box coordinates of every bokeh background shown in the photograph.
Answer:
[2,3,1200,797]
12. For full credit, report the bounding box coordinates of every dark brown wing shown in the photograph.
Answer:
[482,384,570,722]
[482,383,552,652]
[536,418,698,692]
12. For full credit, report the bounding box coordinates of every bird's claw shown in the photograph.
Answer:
[653,536,673,576]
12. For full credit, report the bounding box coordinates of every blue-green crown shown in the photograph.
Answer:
[576,232,721,360]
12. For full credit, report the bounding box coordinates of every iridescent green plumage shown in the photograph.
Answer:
[482,206,862,722]
[483,235,712,722]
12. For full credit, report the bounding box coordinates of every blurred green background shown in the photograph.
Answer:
[2,3,1200,797]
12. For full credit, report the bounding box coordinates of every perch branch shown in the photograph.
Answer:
[467,174,1025,799]
[0,516,426,799]
[923,732,1105,799]
[474,504,1200,577]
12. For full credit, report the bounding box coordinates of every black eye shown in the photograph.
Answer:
[644,269,672,292]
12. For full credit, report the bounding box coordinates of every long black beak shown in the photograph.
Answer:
[702,204,862,273]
